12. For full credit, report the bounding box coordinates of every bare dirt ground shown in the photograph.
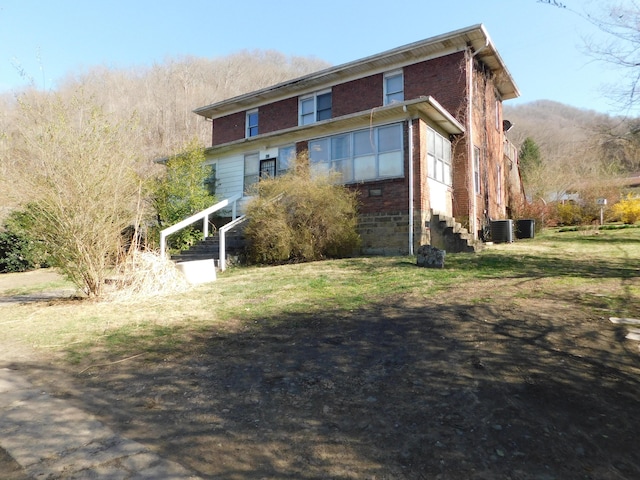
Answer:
[2,273,640,479]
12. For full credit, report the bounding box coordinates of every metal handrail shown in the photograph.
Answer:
[160,194,242,258]
[218,214,248,272]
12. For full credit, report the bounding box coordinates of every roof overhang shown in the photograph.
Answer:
[197,96,464,159]
[195,24,519,120]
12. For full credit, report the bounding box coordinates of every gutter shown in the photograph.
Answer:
[407,114,414,255]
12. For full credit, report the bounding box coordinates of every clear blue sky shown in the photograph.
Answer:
[0,0,627,115]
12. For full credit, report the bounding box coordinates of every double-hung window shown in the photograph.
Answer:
[246,109,258,138]
[384,70,404,105]
[427,127,452,186]
[308,122,404,183]
[299,90,332,125]
[243,153,260,193]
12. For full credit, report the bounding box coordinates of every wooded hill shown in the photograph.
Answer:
[1,52,639,210]
[505,100,640,201]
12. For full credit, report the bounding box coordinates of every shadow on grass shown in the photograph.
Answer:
[17,293,640,479]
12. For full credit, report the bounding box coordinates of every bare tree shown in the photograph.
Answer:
[4,88,145,296]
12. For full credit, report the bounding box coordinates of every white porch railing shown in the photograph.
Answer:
[160,194,242,259]
[218,214,248,272]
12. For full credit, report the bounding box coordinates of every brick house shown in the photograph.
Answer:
[192,24,524,255]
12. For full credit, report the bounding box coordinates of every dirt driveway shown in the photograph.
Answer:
[3,271,639,479]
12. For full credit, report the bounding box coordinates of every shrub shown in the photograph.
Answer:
[510,199,551,231]
[244,155,360,264]
[0,209,49,273]
[152,139,216,252]
[554,202,593,226]
[611,194,640,224]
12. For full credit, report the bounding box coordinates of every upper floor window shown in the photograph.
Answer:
[309,122,404,183]
[246,109,259,138]
[384,70,404,105]
[299,90,332,125]
[427,127,452,186]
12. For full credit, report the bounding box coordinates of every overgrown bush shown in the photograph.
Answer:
[552,201,600,226]
[510,199,551,231]
[244,155,360,264]
[0,209,50,273]
[611,194,640,224]
[152,139,216,252]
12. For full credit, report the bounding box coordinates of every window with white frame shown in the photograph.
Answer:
[308,123,404,183]
[427,127,452,185]
[203,162,217,196]
[384,70,404,105]
[246,109,258,138]
[243,152,259,193]
[473,146,481,195]
[299,90,332,125]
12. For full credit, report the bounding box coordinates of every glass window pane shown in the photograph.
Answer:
[435,135,443,159]
[427,128,435,154]
[332,159,353,183]
[278,145,295,172]
[331,135,350,159]
[244,153,259,174]
[386,74,403,93]
[317,92,331,110]
[300,97,314,114]
[444,163,451,186]
[309,139,329,163]
[378,124,402,152]
[354,130,375,156]
[428,154,436,179]
[354,155,376,181]
[379,151,403,177]
[317,92,332,121]
[311,162,330,178]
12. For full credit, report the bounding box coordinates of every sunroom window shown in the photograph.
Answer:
[309,123,404,183]
[427,127,452,186]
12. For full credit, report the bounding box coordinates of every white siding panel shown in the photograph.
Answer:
[206,153,246,215]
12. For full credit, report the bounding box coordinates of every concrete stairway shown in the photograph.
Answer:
[430,211,481,253]
[170,224,247,267]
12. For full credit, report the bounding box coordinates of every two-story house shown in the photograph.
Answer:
[191,24,523,255]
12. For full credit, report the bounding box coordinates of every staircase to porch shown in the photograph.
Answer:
[429,211,481,253]
[170,223,247,267]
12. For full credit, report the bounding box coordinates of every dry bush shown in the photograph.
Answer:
[5,89,146,296]
[105,250,190,302]
[244,156,360,264]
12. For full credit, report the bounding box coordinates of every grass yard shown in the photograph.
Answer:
[1,227,639,479]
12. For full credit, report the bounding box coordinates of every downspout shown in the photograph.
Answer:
[467,39,489,240]
[407,113,414,255]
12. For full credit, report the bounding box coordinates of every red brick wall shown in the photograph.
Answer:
[260,97,298,134]
[332,74,383,117]
[212,111,245,146]
[404,52,467,120]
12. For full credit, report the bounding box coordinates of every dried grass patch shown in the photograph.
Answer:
[105,251,191,303]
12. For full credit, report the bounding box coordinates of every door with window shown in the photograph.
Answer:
[259,159,276,179]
